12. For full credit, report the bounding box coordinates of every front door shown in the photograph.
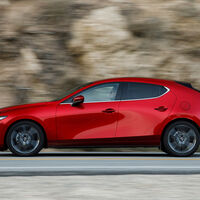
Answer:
[56,82,121,140]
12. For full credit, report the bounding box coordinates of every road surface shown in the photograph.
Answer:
[0,151,200,176]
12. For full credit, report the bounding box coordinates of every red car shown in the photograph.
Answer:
[0,77,200,156]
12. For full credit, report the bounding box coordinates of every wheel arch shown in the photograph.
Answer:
[160,118,200,148]
[4,119,48,149]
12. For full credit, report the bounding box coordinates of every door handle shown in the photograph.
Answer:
[154,106,168,112]
[102,108,116,113]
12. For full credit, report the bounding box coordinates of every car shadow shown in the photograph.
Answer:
[0,151,199,157]
[39,152,200,158]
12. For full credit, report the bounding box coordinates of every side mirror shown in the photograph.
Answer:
[72,95,84,106]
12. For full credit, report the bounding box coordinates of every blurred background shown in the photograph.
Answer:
[1,2,200,198]
[0,0,199,108]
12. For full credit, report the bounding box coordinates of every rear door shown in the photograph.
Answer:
[116,82,176,138]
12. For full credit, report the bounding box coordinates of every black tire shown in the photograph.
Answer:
[6,120,45,156]
[160,143,167,154]
[163,120,200,157]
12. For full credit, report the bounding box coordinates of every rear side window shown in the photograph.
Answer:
[122,82,167,100]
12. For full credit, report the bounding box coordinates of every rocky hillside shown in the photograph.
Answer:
[0,0,199,106]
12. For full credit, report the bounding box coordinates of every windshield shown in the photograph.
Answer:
[52,82,93,101]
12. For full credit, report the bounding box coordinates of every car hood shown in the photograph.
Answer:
[0,101,55,114]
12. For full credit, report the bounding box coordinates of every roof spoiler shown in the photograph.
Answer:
[176,81,200,92]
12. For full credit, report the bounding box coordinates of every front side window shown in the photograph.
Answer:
[64,83,120,103]
[122,82,167,100]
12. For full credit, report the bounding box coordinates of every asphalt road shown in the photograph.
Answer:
[1,151,200,176]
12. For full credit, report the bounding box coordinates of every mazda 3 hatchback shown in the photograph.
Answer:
[0,77,200,157]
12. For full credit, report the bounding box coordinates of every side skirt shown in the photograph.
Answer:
[48,135,161,148]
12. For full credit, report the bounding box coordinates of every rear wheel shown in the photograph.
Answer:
[6,121,44,156]
[163,120,200,157]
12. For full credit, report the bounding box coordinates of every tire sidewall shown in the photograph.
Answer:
[6,121,44,156]
[163,120,200,157]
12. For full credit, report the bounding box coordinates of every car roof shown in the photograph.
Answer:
[92,77,175,85]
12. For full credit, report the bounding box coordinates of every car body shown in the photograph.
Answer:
[1,77,200,156]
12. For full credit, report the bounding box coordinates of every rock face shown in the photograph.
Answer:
[0,0,200,106]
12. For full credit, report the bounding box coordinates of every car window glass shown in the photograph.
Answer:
[123,82,167,100]
[64,83,120,103]
[53,82,93,101]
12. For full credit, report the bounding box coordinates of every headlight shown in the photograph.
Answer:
[0,116,7,121]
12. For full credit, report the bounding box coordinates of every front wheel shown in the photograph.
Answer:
[6,121,45,156]
[163,120,200,157]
